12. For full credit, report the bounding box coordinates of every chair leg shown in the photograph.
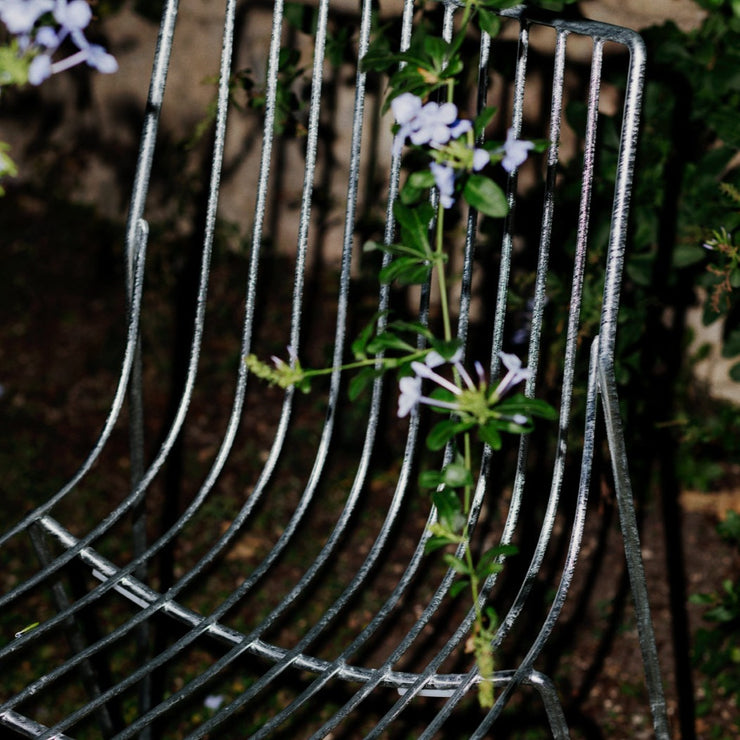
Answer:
[467,670,570,739]
[28,524,118,736]
[598,359,671,740]
[528,670,571,739]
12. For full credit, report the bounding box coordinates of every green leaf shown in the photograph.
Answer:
[386,319,433,340]
[477,9,501,38]
[449,580,469,598]
[672,243,707,269]
[498,394,558,420]
[432,488,466,532]
[722,327,740,359]
[476,560,503,579]
[378,257,431,286]
[408,170,436,190]
[718,511,740,543]
[729,361,740,383]
[425,535,454,554]
[366,331,415,354]
[625,252,655,286]
[394,201,434,256]
[442,462,474,489]
[428,337,463,361]
[284,1,318,34]
[476,543,517,578]
[419,469,443,489]
[348,366,378,401]
[478,423,502,450]
[443,553,471,575]
[427,419,458,450]
[351,313,382,360]
[463,175,509,217]
[422,35,452,66]
[474,106,498,139]
[689,593,716,606]
[400,182,424,206]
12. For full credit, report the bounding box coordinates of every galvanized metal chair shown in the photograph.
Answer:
[0,1,671,737]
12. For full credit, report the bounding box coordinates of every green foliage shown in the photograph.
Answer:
[0,141,18,196]
[690,512,740,734]
[0,40,30,89]
[642,7,740,367]
[673,392,740,491]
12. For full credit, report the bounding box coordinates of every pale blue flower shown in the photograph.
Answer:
[270,344,298,369]
[53,0,91,31]
[425,347,463,368]
[412,359,465,396]
[500,128,535,173]
[27,51,51,83]
[398,350,474,418]
[204,694,225,711]
[494,351,532,398]
[430,161,456,209]
[410,101,457,147]
[0,0,54,35]
[398,375,422,417]
[35,25,59,47]
[1,0,118,84]
[85,43,117,73]
[449,118,472,140]
[397,349,532,425]
[391,93,472,156]
[429,147,487,208]
[53,0,91,50]
[391,91,422,123]
[472,147,489,171]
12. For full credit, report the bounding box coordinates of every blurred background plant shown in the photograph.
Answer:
[690,511,740,739]
[0,0,118,191]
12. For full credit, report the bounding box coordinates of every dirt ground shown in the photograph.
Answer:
[1,183,739,738]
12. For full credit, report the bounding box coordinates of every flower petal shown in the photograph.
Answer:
[501,128,535,173]
[86,44,118,74]
[28,53,52,85]
[472,148,490,171]
[398,375,422,417]
[391,92,422,124]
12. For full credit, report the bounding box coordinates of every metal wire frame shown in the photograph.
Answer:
[0,1,671,737]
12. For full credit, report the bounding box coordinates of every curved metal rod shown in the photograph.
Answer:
[0,0,236,661]
[1,0,397,734]
[466,336,601,738]
[0,0,180,548]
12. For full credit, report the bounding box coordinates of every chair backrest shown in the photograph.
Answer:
[0,1,670,737]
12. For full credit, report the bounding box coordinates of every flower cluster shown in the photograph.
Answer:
[392,92,489,208]
[0,0,117,86]
[398,350,532,423]
[244,346,311,393]
[498,127,534,173]
[391,92,473,155]
[391,92,535,209]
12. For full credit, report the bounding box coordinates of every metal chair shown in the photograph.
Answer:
[0,1,671,737]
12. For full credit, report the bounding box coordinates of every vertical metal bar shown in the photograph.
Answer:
[28,524,116,736]
[598,359,671,739]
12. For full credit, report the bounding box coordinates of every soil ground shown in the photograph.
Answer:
[1,186,739,738]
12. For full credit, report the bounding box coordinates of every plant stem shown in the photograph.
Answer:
[302,350,427,379]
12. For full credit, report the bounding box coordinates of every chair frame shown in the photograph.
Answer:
[0,1,671,737]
